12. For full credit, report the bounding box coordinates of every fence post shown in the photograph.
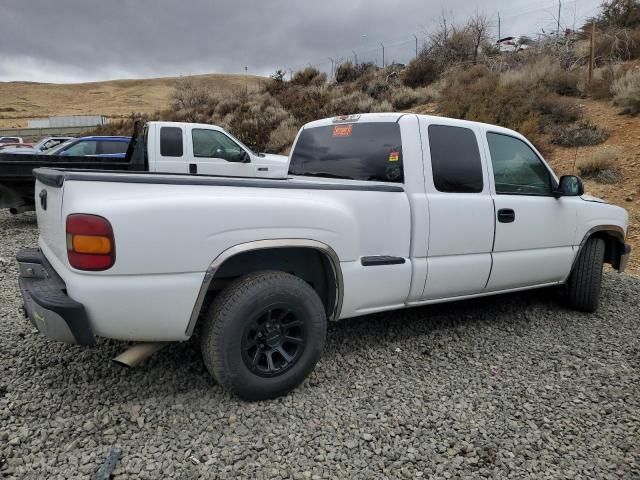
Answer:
[588,21,595,84]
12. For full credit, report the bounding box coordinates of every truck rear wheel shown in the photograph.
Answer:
[566,237,605,313]
[200,271,327,400]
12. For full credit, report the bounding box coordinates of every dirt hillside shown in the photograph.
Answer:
[0,73,267,128]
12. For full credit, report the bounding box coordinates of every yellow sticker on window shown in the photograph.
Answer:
[389,151,399,162]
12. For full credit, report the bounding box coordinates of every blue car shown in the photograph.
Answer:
[48,136,131,158]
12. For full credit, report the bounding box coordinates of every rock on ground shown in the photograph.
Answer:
[0,210,639,479]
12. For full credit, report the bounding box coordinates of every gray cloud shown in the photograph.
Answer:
[0,0,601,83]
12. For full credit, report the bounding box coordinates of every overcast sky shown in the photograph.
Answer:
[0,0,602,84]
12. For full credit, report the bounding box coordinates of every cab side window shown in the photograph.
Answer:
[192,129,247,162]
[160,127,183,157]
[428,125,483,193]
[487,133,552,196]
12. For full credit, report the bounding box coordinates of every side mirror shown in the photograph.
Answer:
[556,175,584,197]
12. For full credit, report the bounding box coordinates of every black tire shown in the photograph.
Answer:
[200,270,327,400]
[566,237,605,312]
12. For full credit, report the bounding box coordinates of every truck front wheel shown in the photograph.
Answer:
[565,237,605,313]
[200,271,327,400]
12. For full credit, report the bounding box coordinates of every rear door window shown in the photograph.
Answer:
[98,140,129,155]
[160,127,183,157]
[64,140,97,156]
[289,122,403,182]
[428,125,483,193]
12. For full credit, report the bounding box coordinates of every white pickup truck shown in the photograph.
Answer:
[142,121,289,177]
[0,121,287,213]
[17,113,631,400]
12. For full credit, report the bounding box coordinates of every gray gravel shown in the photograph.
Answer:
[1,209,639,479]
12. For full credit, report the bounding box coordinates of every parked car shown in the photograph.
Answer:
[0,136,23,144]
[0,143,33,151]
[1,136,74,154]
[0,122,288,212]
[48,136,131,158]
[16,113,631,400]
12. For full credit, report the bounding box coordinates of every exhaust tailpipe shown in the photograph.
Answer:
[113,342,169,368]
[9,205,34,215]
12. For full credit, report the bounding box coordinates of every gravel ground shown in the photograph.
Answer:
[1,210,639,479]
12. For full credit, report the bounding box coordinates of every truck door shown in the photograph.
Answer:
[419,122,495,300]
[152,125,188,173]
[483,132,577,290]
[188,127,255,177]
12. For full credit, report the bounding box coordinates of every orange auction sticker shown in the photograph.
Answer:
[332,124,353,137]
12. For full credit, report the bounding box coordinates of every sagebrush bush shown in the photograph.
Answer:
[536,93,582,124]
[170,77,212,110]
[550,120,609,147]
[335,62,376,84]
[291,67,326,87]
[330,91,375,115]
[390,86,432,110]
[500,56,580,96]
[577,148,623,183]
[267,117,300,153]
[402,54,439,88]
[612,67,640,114]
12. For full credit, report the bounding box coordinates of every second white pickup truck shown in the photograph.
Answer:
[17,113,631,400]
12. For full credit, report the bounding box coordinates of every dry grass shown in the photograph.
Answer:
[612,67,640,114]
[0,73,266,128]
[576,148,623,183]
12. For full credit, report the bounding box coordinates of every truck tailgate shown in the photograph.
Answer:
[34,178,67,265]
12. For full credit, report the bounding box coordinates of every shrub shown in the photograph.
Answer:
[550,120,609,147]
[170,77,211,110]
[365,79,391,100]
[334,62,376,84]
[401,54,439,88]
[390,87,419,110]
[500,56,580,96]
[275,85,332,124]
[370,100,393,113]
[267,117,300,153]
[536,93,582,124]
[612,67,640,114]
[291,67,326,87]
[585,66,622,99]
[577,148,623,183]
[329,91,376,115]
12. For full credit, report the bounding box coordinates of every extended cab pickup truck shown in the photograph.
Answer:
[17,113,631,400]
[0,121,286,212]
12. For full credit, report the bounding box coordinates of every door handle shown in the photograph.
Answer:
[189,163,197,174]
[497,208,515,223]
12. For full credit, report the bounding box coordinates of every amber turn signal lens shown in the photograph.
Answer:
[72,235,112,254]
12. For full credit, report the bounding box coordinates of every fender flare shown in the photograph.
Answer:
[567,225,627,278]
[185,239,343,336]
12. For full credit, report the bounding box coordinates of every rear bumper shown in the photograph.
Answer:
[618,243,632,273]
[17,248,95,345]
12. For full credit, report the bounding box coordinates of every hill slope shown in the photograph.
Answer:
[0,73,267,128]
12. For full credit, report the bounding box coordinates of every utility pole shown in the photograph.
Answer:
[328,57,335,79]
[352,50,358,65]
[412,34,418,58]
[498,12,501,43]
[244,66,248,95]
[588,21,595,84]
[380,42,385,68]
[557,0,561,37]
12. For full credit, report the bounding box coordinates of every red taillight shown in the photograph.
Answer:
[66,214,115,271]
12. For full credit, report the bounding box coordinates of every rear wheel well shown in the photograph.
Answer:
[198,247,339,327]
